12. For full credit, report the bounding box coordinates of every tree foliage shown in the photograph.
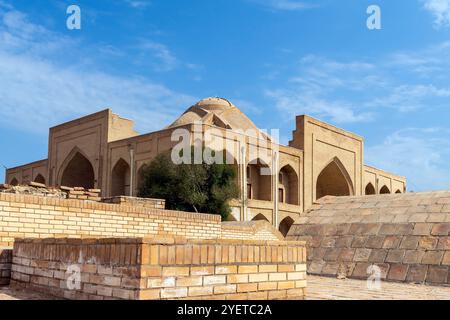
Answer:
[138,149,239,220]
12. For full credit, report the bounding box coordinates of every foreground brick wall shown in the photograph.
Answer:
[221,221,284,241]
[11,237,307,300]
[287,192,450,286]
[0,193,221,246]
[0,247,12,286]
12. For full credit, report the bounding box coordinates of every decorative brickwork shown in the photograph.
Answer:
[10,237,307,300]
[287,191,450,286]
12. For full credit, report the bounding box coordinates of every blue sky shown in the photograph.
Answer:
[1,0,450,191]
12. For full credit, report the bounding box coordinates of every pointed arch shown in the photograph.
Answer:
[34,174,46,185]
[10,177,18,186]
[136,163,148,193]
[316,157,354,200]
[380,185,391,194]
[247,158,272,201]
[111,158,131,197]
[279,164,299,205]
[279,216,295,237]
[395,189,402,194]
[365,182,376,195]
[252,213,270,222]
[59,147,95,189]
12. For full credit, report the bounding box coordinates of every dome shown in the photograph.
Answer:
[194,97,234,111]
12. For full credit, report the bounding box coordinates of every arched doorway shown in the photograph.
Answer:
[34,174,46,185]
[380,185,391,194]
[279,165,299,205]
[60,151,95,189]
[10,177,18,186]
[111,158,131,197]
[279,216,295,237]
[252,213,270,222]
[247,158,271,201]
[316,157,353,200]
[365,183,376,195]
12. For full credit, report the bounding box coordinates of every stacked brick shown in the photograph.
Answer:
[102,196,165,209]
[10,237,307,300]
[61,186,101,201]
[287,191,450,286]
[0,247,12,286]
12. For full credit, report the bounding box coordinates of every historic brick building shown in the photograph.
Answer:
[5,97,406,235]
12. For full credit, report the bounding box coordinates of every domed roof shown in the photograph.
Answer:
[166,97,272,141]
[194,97,234,110]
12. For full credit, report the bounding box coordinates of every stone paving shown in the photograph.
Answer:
[2,276,450,300]
[306,276,450,300]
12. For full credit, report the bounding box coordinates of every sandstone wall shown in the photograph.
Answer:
[287,192,450,286]
[11,237,307,300]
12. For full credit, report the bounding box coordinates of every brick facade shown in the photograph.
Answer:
[11,237,307,300]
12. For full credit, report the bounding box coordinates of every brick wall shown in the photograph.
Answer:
[288,192,450,286]
[0,247,12,286]
[11,237,307,300]
[221,221,284,241]
[0,193,221,247]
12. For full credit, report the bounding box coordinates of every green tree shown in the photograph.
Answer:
[138,149,239,220]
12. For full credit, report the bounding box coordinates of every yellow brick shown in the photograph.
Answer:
[249,273,269,282]
[295,280,307,288]
[269,272,286,281]
[189,286,213,297]
[259,264,278,273]
[295,264,307,272]
[278,265,295,272]
[238,265,258,274]
[258,282,278,291]
[278,281,295,289]
[227,274,249,284]
[237,283,258,293]
[176,276,203,287]
[162,267,189,277]
[215,265,238,274]
[213,284,236,295]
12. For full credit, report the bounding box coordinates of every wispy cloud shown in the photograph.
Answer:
[0,5,196,134]
[136,40,178,72]
[124,0,151,9]
[366,128,450,192]
[422,0,450,28]
[249,0,317,11]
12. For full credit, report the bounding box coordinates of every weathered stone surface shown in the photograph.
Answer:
[287,191,450,286]
[387,264,408,281]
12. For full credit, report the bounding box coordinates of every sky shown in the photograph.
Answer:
[0,0,450,192]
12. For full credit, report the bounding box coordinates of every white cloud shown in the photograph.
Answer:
[137,40,178,72]
[0,5,196,134]
[249,0,317,11]
[422,0,450,28]
[365,128,450,192]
